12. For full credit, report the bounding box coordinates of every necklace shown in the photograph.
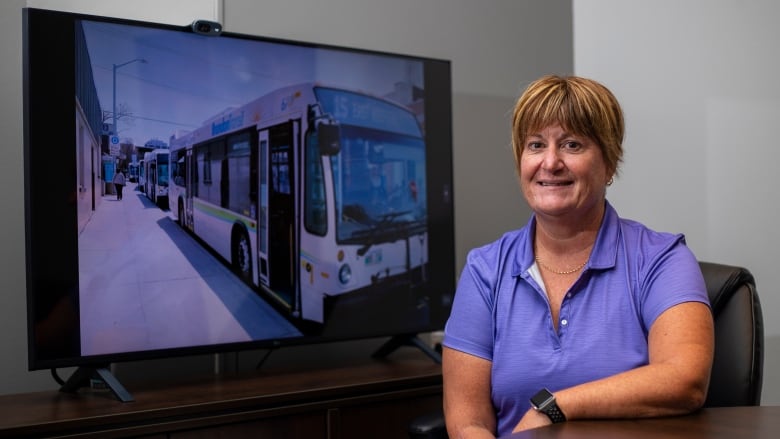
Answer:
[535,255,587,275]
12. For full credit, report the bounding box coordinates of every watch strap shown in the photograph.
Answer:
[540,400,567,423]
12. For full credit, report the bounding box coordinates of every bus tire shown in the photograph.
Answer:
[232,226,252,284]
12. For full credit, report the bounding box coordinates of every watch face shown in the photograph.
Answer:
[530,388,554,409]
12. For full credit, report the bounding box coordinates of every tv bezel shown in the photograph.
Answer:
[23,7,454,371]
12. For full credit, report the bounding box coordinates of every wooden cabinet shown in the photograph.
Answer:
[0,353,442,439]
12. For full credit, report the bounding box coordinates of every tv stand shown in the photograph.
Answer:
[372,333,442,363]
[2,351,442,438]
[59,366,134,402]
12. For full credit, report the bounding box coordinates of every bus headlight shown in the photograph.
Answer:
[338,264,352,285]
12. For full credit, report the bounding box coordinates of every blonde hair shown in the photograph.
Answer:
[511,75,624,176]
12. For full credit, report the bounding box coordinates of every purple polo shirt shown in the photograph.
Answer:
[443,201,709,437]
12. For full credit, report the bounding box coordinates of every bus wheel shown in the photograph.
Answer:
[233,228,252,283]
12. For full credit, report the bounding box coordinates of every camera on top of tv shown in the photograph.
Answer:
[191,20,222,36]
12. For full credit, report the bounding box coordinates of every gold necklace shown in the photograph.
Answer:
[535,255,587,275]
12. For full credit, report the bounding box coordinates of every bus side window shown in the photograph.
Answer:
[203,150,212,185]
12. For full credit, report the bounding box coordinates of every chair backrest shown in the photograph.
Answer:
[699,261,764,407]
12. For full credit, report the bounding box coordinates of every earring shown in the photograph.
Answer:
[607,177,614,186]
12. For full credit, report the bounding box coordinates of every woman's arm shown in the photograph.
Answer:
[443,347,496,438]
[513,301,714,432]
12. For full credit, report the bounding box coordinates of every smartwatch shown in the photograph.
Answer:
[530,388,567,423]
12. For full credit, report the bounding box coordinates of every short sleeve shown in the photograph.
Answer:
[443,248,498,361]
[638,235,710,329]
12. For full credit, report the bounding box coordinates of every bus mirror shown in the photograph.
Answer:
[318,124,341,155]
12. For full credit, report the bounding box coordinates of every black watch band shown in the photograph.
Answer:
[540,400,567,423]
[530,388,567,423]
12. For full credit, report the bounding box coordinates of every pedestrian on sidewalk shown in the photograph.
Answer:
[113,169,126,200]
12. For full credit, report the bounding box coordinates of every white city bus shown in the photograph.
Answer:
[168,83,428,323]
[142,149,169,206]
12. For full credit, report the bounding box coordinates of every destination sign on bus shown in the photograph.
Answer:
[315,87,422,137]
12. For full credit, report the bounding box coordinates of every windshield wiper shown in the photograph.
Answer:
[354,211,423,256]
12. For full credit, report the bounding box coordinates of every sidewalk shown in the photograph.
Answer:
[77,184,300,356]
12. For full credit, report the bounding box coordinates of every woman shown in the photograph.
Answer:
[113,169,126,201]
[442,75,714,437]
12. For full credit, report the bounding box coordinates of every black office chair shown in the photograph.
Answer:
[700,261,764,406]
[408,261,764,438]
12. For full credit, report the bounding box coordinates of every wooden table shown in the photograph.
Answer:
[505,406,780,438]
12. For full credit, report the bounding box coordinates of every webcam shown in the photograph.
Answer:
[191,19,222,36]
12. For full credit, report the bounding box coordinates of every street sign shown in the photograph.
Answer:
[110,136,120,156]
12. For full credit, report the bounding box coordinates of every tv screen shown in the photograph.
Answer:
[23,8,454,375]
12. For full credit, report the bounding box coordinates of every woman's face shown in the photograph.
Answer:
[519,124,611,220]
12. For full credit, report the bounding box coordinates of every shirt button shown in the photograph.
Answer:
[561,319,568,326]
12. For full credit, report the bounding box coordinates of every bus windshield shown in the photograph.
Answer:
[314,86,427,245]
[330,125,427,244]
[157,160,169,186]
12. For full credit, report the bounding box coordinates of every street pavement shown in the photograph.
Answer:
[77,183,301,356]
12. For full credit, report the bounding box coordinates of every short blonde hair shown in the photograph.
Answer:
[511,75,624,177]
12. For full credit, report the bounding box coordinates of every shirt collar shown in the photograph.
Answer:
[512,200,619,277]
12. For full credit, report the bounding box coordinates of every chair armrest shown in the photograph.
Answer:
[408,409,447,439]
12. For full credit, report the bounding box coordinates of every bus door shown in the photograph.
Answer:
[257,130,270,285]
[183,149,195,229]
[149,161,157,203]
[261,121,298,310]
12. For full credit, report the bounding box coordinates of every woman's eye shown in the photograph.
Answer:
[527,142,543,150]
[562,141,581,150]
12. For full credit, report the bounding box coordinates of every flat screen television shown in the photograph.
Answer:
[23,7,454,399]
